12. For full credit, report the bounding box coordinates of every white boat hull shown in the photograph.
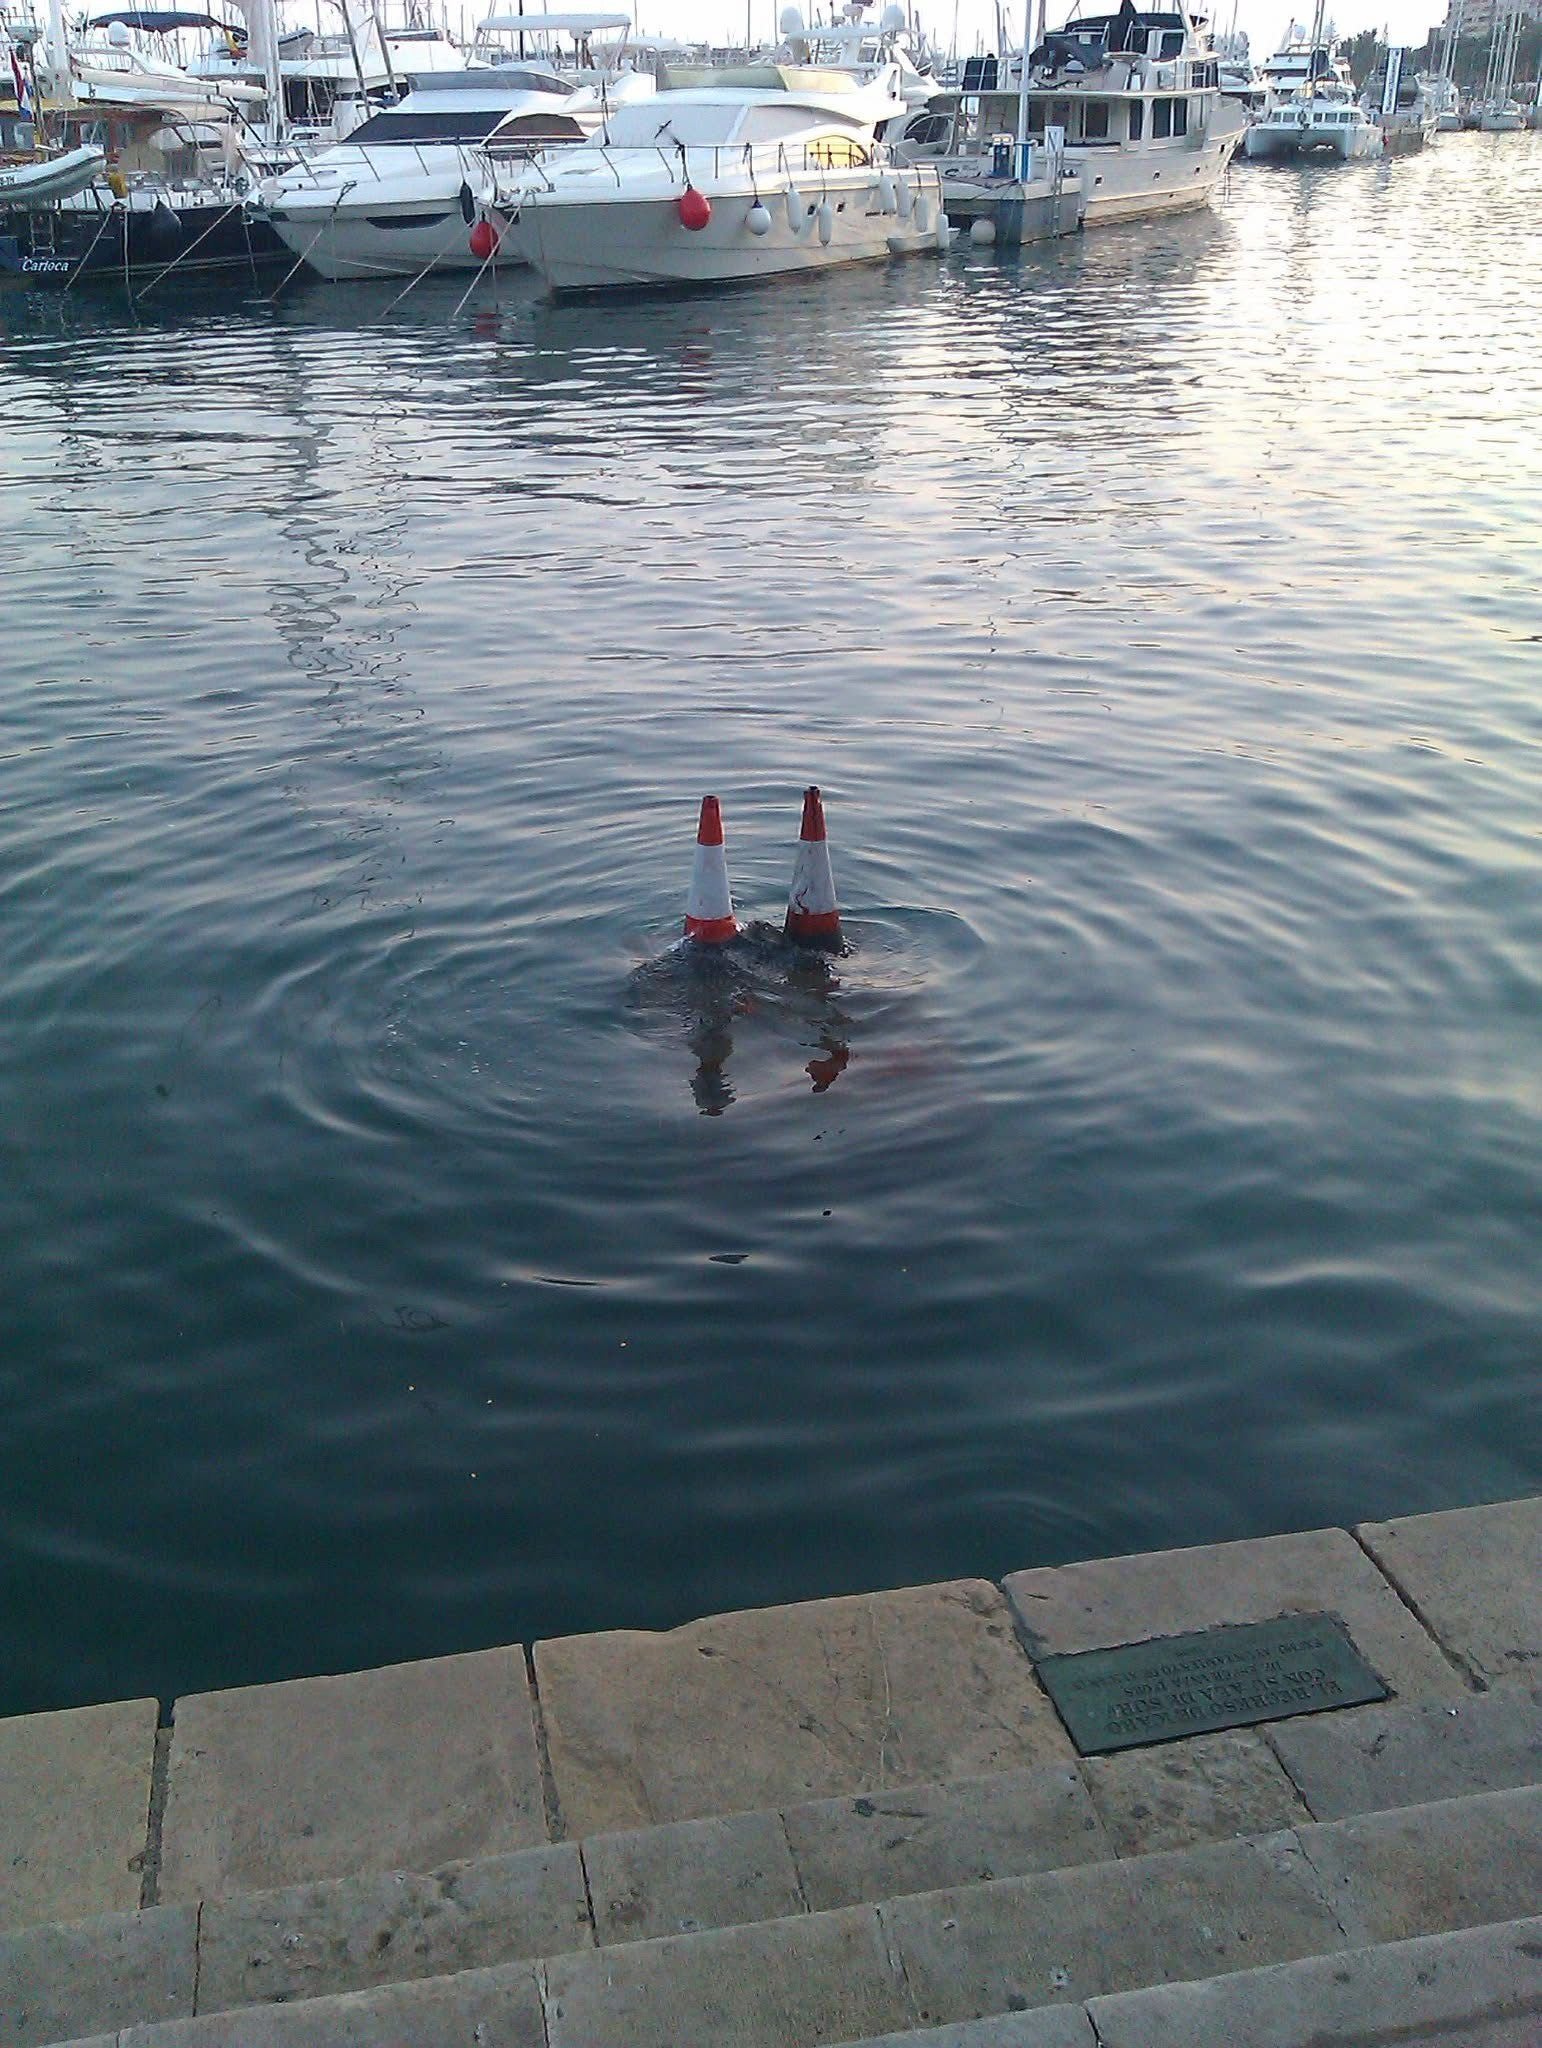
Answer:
[1245,117,1381,160]
[1479,109,1524,132]
[507,171,945,292]
[0,146,108,208]
[1074,124,1244,225]
[263,197,494,280]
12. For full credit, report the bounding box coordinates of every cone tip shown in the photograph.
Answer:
[697,794,724,846]
[799,785,826,841]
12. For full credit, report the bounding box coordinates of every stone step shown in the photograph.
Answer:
[16,1784,1540,2048]
[7,1497,1537,1940]
[835,1914,1542,2048]
[6,1677,1538,2047]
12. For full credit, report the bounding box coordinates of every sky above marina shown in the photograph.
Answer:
[627,1,1447,58]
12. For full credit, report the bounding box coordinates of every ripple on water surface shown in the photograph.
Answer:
[1,141,1539,1713]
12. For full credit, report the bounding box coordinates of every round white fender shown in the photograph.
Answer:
[970,216,995,246]
[816,201,834,245]
[747,201,773,235]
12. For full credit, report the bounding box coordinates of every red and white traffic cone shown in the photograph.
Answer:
[784,785,841,947]
[684,794,739,945]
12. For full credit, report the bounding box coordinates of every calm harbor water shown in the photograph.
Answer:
[2,140,1538,1718]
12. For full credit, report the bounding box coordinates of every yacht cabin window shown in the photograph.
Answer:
[808,134,873,167]
[1128,99,1144,138]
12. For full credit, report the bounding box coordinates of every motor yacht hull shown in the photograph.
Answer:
[260,193,496,280]
[507,171,945,293]
[1381,114,1436,153]
[1076,125,1243,223]
[1478,108,1524,132]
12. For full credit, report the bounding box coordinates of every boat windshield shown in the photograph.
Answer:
[604,96,860,147]
[601,101,748,145]
[347,104,553,143]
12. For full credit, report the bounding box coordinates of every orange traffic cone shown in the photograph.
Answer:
[785,785,841,946]
[684,795,739,945]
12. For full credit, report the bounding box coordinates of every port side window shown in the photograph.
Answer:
[1082,101,1110,140]
[1159,30,1184,58]
[1128,99,1144,140]
[1152,97,1172,138]
[1172,97,1188,136]
[807,135,873,169]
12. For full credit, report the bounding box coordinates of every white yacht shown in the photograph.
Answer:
[252,64,648,280]
[772,4,944,130]
[491,65,947,293]
[1366,50,1437,154]
[1244,13,1381,162]
[1426,74,1461,132]
[901,3,1245,228]
[1476,98,1524,130]
[187,18,468,146]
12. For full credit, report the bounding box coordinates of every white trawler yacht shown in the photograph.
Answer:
[251,52,653,281]
[490,64,946,292]
[900,1,1244,227]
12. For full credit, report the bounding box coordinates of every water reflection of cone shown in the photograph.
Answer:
[684,795,739,945]
[785,785,841,947]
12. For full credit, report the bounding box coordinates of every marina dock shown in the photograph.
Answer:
[2,1492,1537,2046]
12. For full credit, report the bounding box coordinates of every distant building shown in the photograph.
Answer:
[1441,0,1542,35]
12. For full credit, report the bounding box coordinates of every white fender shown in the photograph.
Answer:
[876,172,897,212]
[747,201,773,235]
[785,185,806,232]
[816,200,834,244]
[969,216,996,245]
[895,176,913,220]
[914,194,932,233]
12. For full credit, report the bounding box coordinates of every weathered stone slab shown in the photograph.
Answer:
[535,1581,1070,1836]
[1087,1913,1542,2047]
[1004,1526,1460,1712]
[1268,1682,1542,1821]
[1358,1496,1541,1689]
[878,1832,1343,2028]
[783,1766,1108,1914]
[1082,1729,1309,1857]
[119,1961,544,2045]
[0,1902,195,2048]
[835,2011,1096,2048]
[197,1841,588,2011]
[583,1808,804,1944]
[1291,1784,1542,1946]
[0,1697,158,1932]
[543,1903,914,2048]
[158,1647,545,1901]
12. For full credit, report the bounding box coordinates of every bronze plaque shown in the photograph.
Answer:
[1035,1612,1389,1755]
